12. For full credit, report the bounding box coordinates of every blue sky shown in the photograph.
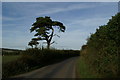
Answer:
[2,2,118,50]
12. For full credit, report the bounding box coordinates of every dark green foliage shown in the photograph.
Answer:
[2,51,21,55]
[2,48,22,55]
[2,48,80,78]
[29,16,66,49]
[28,40,39,48]
[81,13,120,77]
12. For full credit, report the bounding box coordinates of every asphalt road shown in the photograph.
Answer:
[14,57,79,78]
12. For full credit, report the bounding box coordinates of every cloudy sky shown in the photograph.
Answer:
[2,2,118,50]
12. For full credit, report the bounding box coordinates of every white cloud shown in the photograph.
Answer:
[2,2,116,50]
[51,16,111,50]
[3,3,105,18]
[4,3,96,17]
[2,15,112,50]
[52,30,89,50]
[2,30,32,50]
[66,16,110,31]
[2,16,26,21]
[2,2,116,22]
[35,3,101,16]
[69,17,109,25]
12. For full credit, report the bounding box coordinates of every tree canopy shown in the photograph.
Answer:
[29,16,66,49]
[28,40,39,48]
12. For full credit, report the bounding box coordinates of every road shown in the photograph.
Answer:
[14,57,79,78]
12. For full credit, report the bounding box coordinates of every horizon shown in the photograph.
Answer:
[2,2,118,50]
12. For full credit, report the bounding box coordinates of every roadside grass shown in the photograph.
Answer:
[0,55,2,63]
[2,55,20,63]
[76,56,100,78]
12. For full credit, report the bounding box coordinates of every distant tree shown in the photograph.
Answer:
[28,40,39,48]
[30,16,66,49]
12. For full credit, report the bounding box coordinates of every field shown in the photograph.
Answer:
[2,55,20,63]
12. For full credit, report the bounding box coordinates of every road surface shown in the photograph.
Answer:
[14,57,79,78]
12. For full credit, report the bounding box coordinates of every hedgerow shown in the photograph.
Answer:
[81,13,120,77]
[2,48,80,78]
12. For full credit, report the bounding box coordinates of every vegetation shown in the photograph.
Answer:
[0,55,2,63]
[80,13,120,78]
[2,51,21,56]
[3,13,119,78]
[28,40,39,48]
[3,16,79,78]
[2,55,20,63]
[29,16,66,49]
[76,56,100,78]
[2,48,22,55]
[2,48,80,78]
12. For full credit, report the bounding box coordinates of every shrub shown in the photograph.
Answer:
[81,13,120,77]
[2,48,80,78]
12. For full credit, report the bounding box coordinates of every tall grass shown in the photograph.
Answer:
[76,56,100,78]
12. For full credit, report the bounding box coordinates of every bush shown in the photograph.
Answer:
[2,51,22,55]
[2,48,80,78]
[81,13,120,78]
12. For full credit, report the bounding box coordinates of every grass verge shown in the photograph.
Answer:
[76,56,100,78]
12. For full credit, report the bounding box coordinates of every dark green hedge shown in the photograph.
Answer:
[2,48,80,78]
[81,13,120,78]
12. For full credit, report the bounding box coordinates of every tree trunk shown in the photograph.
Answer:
[47,28,54,49]
[47,42,50,49]
[31,45,33,48]
[35,44,37,48]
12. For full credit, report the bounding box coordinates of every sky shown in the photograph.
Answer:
[2,2,118,50]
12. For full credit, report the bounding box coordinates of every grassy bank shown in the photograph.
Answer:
[76,56,101,78]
